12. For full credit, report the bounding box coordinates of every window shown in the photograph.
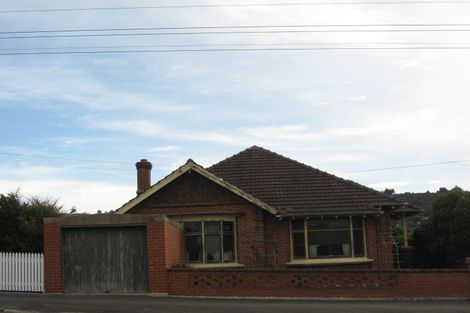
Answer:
[184,221,235,264]
[291,217,365,259]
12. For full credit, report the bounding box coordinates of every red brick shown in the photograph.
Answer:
[167,268,470,298]
[44,223,62,293]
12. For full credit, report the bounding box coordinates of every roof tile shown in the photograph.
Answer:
[208,146,408,216]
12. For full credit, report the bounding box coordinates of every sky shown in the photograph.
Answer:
[1,0,470,213]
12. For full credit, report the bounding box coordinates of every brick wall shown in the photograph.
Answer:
[43,223,62,293]
[146,221,166,293]
[379,211,394,268]
[165,221,184,267]
[146,219,184,293]
[167,268,470,298]
[263,213,290,267]
[364,214,394,269]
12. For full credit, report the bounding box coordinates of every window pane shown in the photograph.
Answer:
[205,235,222,263]
[291,219,304,232]
[184,222,201,234]
[308,230,351,257]
[223,221,234,234]
[204,221,221,235]
[293,232,306,258]
[223,234,235,262]
[308,218,349,230]
[353,230,365,257]
[185,235,202,262]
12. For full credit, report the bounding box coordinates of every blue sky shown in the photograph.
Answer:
[1,0,470,213]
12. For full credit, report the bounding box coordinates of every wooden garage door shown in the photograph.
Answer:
[62,226,148,294]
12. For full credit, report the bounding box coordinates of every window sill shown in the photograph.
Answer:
[286,257,373,267]
[185,262,245,269]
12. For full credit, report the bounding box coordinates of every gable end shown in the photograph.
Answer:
[128,171,250,212]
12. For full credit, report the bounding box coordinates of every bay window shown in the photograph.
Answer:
[291,217,365,259]
[184,221,235,264]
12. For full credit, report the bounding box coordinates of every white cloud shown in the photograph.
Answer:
[83,117,320,145]
[313,154,373,164]
[0,179,135,214]
[81,105,470,159]
[0,66,194,113]
[346,95,368,101]
[0,164,60,178]
[44,136,115,146]
[83,118,168,137]
[149,145,178,152]
[367,181,411,190]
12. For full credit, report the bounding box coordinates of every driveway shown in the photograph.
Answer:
[0,293,469,313]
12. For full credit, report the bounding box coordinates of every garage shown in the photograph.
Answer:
[62,226,148,294]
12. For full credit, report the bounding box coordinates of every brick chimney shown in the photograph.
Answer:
[136,159,152,195]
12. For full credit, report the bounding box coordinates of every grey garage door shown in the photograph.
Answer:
[62,226,148,294]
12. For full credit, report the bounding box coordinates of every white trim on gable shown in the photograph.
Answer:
[115,160,278,215]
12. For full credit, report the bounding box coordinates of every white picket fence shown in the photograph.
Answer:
[0,252,44,292]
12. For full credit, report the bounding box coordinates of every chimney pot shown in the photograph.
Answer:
[136,159,152,195]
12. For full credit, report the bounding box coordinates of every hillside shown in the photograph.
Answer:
[389,187,450,228]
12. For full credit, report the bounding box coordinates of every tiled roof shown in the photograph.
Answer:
[208,146,414,216]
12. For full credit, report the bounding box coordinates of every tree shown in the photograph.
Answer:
[0,190,64,253]
[413,187,470,268]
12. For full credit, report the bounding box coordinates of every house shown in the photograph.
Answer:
[117,146,418,269]
[44,146,440,297]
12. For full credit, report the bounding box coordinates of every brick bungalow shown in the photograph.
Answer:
[44,146,470,298]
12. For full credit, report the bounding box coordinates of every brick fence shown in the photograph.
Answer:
[167,268,470,299]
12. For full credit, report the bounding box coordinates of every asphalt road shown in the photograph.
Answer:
[0,293,469,313]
